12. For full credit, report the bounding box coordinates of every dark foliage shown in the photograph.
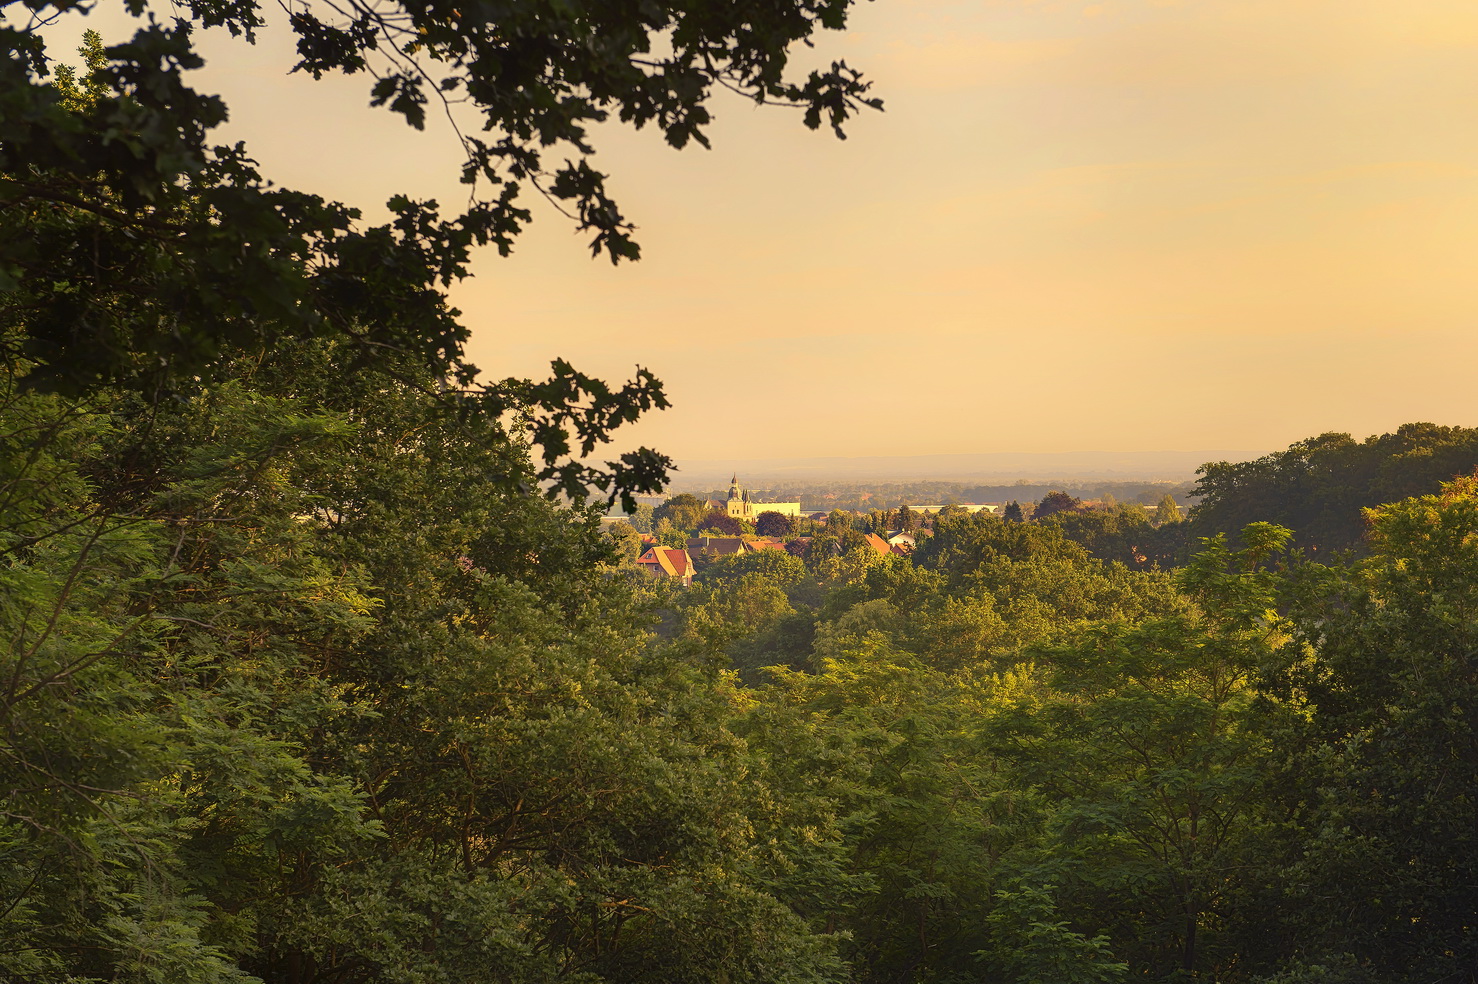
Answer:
[757,510,795,537]
[1034,489,1083,520]
[1045,506,1154,568]
[1191,423,1478,553]
[698,511,743,535]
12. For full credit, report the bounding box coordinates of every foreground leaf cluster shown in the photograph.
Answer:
[0,345,857,983]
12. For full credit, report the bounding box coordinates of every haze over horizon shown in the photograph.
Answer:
[47,1,1478,464]
[664,447,1263,490]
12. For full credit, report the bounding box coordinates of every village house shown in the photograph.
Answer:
[687,536,794,559]
[636,546,694,587]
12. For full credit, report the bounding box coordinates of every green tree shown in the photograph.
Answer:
[2,4,888,979]
[652,517,688,549]
[49,28,109,112]
[1047,505,1155,569]
[1191,424,1478,554]
[980,880,1129,984]
[1003,500,1025,522]
[676,576,797,655]
[697,548,809,592]
[914,512,1089,586]
[806,533,841,571]
[1153,493,1182,525]
[653,493,709,533]
[0,373,378,982]
[0,346,850,983]
[826,555,946,621]
[759,636,1020,984]
[607,519,644,565]
[628,501,656,533]
[1263,477,1478,981]
[986,527,1297,979]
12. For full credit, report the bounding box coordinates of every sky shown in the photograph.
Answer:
[46,0,1478,466]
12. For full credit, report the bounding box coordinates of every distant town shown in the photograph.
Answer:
[603,474,1192,586]
[606,473,1196,522]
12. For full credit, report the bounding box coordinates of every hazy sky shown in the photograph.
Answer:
[52,1,1478,463]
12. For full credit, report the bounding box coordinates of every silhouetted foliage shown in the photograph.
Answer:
[756,510,795,537]
[1034,490,1083,520]
[6,0,882,504]
[698,511,744,536]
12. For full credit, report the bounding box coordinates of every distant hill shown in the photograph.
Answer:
[669,450,1262,489]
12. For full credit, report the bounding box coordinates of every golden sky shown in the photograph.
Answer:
[54,1,1478,464]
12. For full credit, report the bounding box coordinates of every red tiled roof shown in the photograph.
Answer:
[637,547,693,579]
[659,548,691,576]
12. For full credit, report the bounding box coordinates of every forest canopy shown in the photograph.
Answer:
[1,3,883,981]
[4,4,1478,984]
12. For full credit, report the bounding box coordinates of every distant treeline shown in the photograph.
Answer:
[1025,423,1478,569]
[687,480,1199,513]
[687,424,1478,571]
[1190,421,1478,555]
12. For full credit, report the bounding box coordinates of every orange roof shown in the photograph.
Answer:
[637,547,693,578]
[864,533,892,555]
[659,548,692,576]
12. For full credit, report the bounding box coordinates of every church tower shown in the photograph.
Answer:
[726,474,750,519]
